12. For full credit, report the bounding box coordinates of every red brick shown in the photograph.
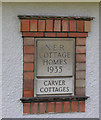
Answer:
[76,87,85,96]
[24,72,34,80]
[21,20,29,31]
[84,21,91,32]
[31,103,38,114]
[76,80,85,88]
[24,54,34,62]
[62,20,69,31]
[22,32,34,37]
[24,37,34,45]
[76,46,86,54]
[79,101,85,112]
[39,103,46,114]
[24,63,34,71]
[23,90,33,97]
[54,20,61,31]
[45,32,56,37]
[56,33,67,37]
[23,103,30,114]
[69,33,88,37]
[48,102,54,113]
[63,102,70,112]
[70,20,76,32]
[76,71,85,80]
[22,32,43,37]
[77,20,84,32]
[38,20,45,31]
[76,38,86,46]
[32,32,44,37]
[24,46,34,54]
[46,20,53,31]
[30,20,37,31]
[76,63,86,71]
[23,79,33,90]
[56,102,62,113]
[71,101,78,112]
[76,54,86,63]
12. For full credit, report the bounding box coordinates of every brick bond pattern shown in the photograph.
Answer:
[19,17,91,114]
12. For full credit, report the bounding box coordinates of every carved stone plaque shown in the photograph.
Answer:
[36,78,73,95]
[36,38,75,77]
[34,38,75,96]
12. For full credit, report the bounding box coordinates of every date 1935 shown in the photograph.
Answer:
[47,66,62,73]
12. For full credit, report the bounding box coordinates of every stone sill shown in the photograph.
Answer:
[20,96,89,103]
[18,15,94,21]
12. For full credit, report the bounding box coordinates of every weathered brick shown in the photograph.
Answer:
[56,102,62,113]
[54,20,61,31]
[39,103,46,114]
[77,20,84,32]
[30,20,37,31]
[76,71,85,80]
[38,20,45,31]
[22,32,43,37]
[45,32,56,37]
[76,80,85,87]
[21,20,29,31]
[70,20,76,31]
[76,46,86,54]
[31,103,38,114]
[24,37,34,45]
[76,63,86,71]
[48,102,54,113]
[79,101,85,112]
[76,87,85,96]
[23,79,33,90]
[84,21,91,32]
[76,54,86,63]
[62,20,69,31]
[22,32,34,37]
[69,33,88,37]
[24,63,34,71]
[63,102,70,112]
[23,103,30,114]
[23,90,33,97]
[33,32,44,37]
[71,101,78,112]
[46,20,53,31]
[56,33,67,37]
[24,72,34,80]
[24,54,34,62]
[76,38,86,46]
[24,46,34,54]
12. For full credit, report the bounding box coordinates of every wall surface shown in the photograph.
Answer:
[0,1,2,119]
[2,2,99,118]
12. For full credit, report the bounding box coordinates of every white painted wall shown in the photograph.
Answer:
[2,2,99,118]
[0,1,2,120]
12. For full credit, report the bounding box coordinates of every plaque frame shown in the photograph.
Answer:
[34,38,75,97]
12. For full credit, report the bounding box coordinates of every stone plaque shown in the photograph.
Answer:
[34,38,75,96]
[36,38,75,77]
[36,78,73,95]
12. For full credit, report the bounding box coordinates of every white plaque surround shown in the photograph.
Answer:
[34,38,75,96]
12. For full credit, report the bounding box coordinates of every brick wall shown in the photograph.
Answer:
[18,16,93,114]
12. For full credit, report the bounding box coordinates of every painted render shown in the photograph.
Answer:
[2,2,99,118]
